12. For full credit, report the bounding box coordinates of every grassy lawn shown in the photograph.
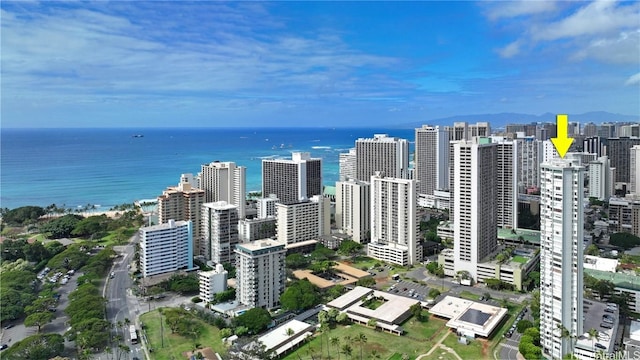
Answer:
[99,227,137,246]
[458,291,481,301]
[345,256,382,270]
[421,348,459,360]
[443,332,488,360]
[140,309,226,360]
[282,315,447,360]
[511,256,528,264]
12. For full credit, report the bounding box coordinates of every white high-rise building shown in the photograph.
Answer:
[238,217,276,242]
[542,140,560,163]
[516,137,543,193]
[262,152,322,205]
[139,220,194,277]
[335,178,371,244]
[201,202,239,264]
[200,161,246,219]
[275,195,330,244]
[631,145,640,196]
[257,194,280,219]
[235,239,286,309]
[355,134,410,181]
[415,125,449,195]
[452,139,498,281]
[588,156,612,201]
[494,139,518,229]
[540,158,584,359]
[367,173,419,266]
[339,148,357,181]
[199,264,228,303]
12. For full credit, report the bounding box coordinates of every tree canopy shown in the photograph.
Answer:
[280,279,321,312]
[39,214,83,238]
[338,240,363,256]
[610,233,640,250]
[1,333,65,360]
[1,206,45,225]
[233,308,272,334]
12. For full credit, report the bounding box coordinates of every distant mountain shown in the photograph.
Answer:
[400,111,639,129]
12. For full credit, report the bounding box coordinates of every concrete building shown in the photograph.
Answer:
[262,152,322,205]
[540,157,585,359]
[202,202,239,264]
[588,156,612,201]
[607,137,640,184]
[583,137,605,157]
[238,216,276,242]
[542,140,560,163]
[631,145,640,196]
[415,125,449,195]
[157,176,205,255]
[199,263,228,303]
[275,195,330,245]
[583,122,597,137]
[598,123,617,139]
[200,161,246,219]
[355,134,410,181]
[619,124,640,138]
[256,194,279,219]
[452,138,498,281]
[608,196,640,237]
[494,138,518,229]
[235,239,286,309]
[139,220,194,278]
[367,173,420,266]
[335,178,371,244]
[516,137,543,193]
[339,148,357,181]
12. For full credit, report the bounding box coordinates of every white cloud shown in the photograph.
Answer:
[485,1,557,20]
[533,0,640,40]
[498,40,521,58]
[626,72,640,86]
[571,29,640,64]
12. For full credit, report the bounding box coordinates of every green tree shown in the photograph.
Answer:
[285,253,308,269]
[310,244,336,262]
[331,337,341,360]
[233,308,272,334]
[1,333,64,360]
[40,214,83,238]
[516,319,534,333]
[279,279,321,312]
[410,303,423,321]
[587,328,599,351]
[24,312,55,332]
[428,288,441,299]
[341,344,353,358]
[610,233,640,250]
[2,206,46,226]
[585,244,600,256]
[338,240,363,256]
[355,277,376,287]
[367,318,377,329]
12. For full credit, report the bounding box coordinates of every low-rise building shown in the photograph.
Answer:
[199,264,228,303]
[573,300,619,360]
[429,296,508,338]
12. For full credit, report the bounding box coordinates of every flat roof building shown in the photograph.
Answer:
[262,152,322,205]
[139,220,194,278]
[235,239,286,309]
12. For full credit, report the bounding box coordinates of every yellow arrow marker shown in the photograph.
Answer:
[551,114,574,158]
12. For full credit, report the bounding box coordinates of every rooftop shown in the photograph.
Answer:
[584,255,619,273]
[256,319,315,357]
[429,296,508,338]
[585,268,640,291]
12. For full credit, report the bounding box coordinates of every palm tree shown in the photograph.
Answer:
[587,328,599,352]
[370,349,381,359]
[341,344,353,359]
[331,337,341,360]
[285,328,294,337]
[356,332,367,360]
[319,323,330,359]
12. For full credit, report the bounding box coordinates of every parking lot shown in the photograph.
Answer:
[386,279,430,301]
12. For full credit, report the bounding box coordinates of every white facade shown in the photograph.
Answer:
[542,140,560,163]
[631,145,640,196]
[452,139,498,281]
[199,264,228,303]
[235,239,286,309]
[355,134,410,181]
[262,152,322,205]
[257,194,280,219]
[588,156,612,201]
[201,202,239,264]
[335,178,371,244]
[415,125,449,195]
[367,173,419,266]
[238,217,276,242]
[516,137,543,192]
[275,195,330,244]
[540,158,584,359]
[339,148,357,181]
[139,220,193,277]
[200,161,247,219]
[493,138,518,229]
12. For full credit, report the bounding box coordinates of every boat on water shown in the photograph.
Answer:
[132,134,144,138]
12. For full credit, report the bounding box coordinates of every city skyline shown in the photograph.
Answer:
[2,1,639,128]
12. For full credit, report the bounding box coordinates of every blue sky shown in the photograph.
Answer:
[1,1,639,128]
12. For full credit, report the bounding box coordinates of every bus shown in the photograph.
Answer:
[129,325,138,344]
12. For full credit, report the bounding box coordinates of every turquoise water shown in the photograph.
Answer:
[1,127,414,210]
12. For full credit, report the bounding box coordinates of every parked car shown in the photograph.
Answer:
[0,344,8,351]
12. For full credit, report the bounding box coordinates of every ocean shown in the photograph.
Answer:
[1,127,415,210]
